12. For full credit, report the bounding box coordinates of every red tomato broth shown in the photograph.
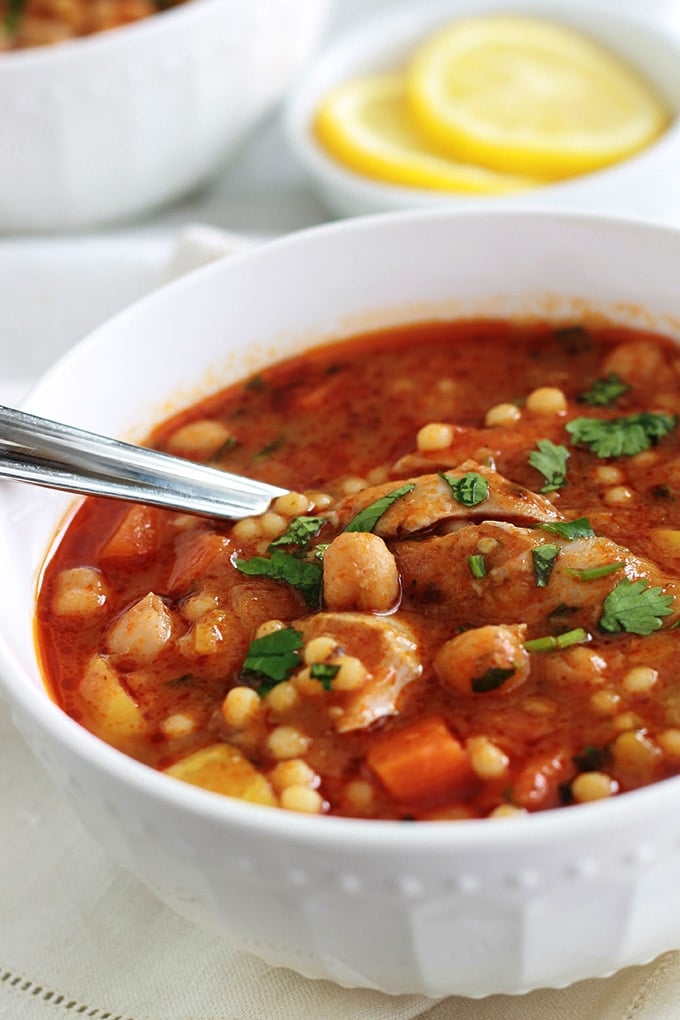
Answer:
[35,319,680,820]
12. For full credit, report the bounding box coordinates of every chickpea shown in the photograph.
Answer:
[434,624,530,697]
[323,532,400,613]
[105,592,172,663]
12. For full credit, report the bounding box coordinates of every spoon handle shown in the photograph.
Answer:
[0,404,287,520]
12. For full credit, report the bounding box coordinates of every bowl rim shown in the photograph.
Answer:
[4,204,680,849]
[283,0,680,211]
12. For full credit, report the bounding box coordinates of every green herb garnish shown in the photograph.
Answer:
[577,373,630,407]
[528,439,570,493]
[4,0,24,33]
[268,516,326,552]
[573,744,612,772]
[599,578,674,636]
[564,562,624,581]
[468,554,487,579]
[471,666,516,693]
[524,628,590,653]
[440,470,489,507]
[309,663,340,690]
[344,483,415,533]
[539,517,595,541]
[255,436,284,459]
[235,549,322,607]
[532,544,559,587]
[241,627,303,691]
[566,412,676,459]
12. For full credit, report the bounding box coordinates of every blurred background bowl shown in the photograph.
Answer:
[0,0,332,233]
[284,0,680,221]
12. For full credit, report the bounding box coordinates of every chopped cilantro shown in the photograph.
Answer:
[245,374,265,391]
[471,666,516,693]
[4,0,24,32]
[577,373,630,407]
[539,517,595,541]
[235,549,322,607]
[532,544,559,587]
[210,435,238,462]
[309,663,340,690]
[440,471,489,507]
[268,515,326,552]
[528,439,569,493]
[564,562,624,581]
[524,628,590,653]
[241,627,303,691]
[566,412,676,459]
[599,578,674,636]
[468,553,487,579]
[573,744,612,772]
[255,436,284,459]
[344,483,415,533]
[166,673,195,688]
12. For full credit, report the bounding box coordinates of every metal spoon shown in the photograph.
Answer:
[0,404,287,520]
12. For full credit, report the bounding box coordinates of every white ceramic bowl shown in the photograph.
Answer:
[284,0,680,221]
[4,209,680,997]
[0,0,331,233]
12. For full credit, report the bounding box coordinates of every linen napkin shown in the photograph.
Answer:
[1,226,680,1020]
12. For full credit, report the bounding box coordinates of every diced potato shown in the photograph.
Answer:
[79,654,147,749]
[165,744,277,806]
[100,505,161,563]
[51,566,108,618]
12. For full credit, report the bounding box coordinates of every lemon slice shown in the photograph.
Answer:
[313,73,539,194]
[407,15,670,179]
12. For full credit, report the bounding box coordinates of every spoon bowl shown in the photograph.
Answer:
[0,404,286,520]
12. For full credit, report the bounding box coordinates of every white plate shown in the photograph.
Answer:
[284,0,680,220]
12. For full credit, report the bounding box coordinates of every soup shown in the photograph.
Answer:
[36,319,680,820]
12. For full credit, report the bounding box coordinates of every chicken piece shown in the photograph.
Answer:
[296,612,422,732]
[396,521,680,632]
[334,461,561,539]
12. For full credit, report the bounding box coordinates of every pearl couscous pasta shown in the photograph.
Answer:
[36,319,680,819]
[1,0,187,51]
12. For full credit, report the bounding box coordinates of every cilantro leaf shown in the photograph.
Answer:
[471,666,516,693]
[309,663,340,690]
[241,627,303,689]
[528,439,570,492]
[268,515,326,552]
[599,578,674,636]
[344,483,415,533]
[532,543,559,587]
[235,549,322,607]
[440,471,489,507]
[566,412,676,459]
[577,373,630,408]
[539,517,595,541]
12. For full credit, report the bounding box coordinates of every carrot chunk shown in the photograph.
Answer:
[367,715,477,808]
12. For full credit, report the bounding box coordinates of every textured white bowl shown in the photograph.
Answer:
[3,210,680,997]
[0,0,331,233]
[284,0,680,221]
